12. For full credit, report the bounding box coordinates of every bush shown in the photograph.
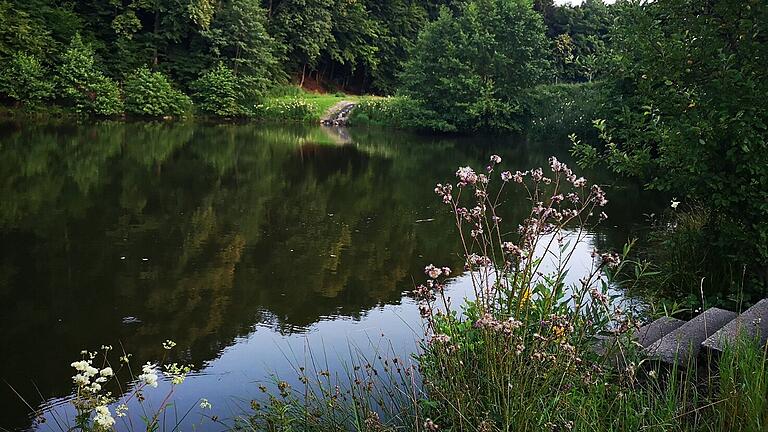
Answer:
[349,97,454,131]
[57,34,122,116]
[190,63,246,117]
[400,1,550,133]
[0,52,54,107]
[573,1,768,287]
[124,66,191,117]
[525,81,609,141]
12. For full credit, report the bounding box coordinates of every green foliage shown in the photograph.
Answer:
[270,0,334,70]
[255,98,318,122]
[536,0,614,83]
[525,81,609,140]
[190,63,246,117]
[0,0,55,58]
[349,96,453,131]
[202,0,281,85]
[400,0,550,132]
[57,34,122,116]
[575,0,768,286]
[124,66,192,117]
[0,52,54,106]
[716,336,768,432]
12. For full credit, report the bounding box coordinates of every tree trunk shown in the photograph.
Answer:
[300,63,307,88]
[234,45,241,75]
[153,2,160,66]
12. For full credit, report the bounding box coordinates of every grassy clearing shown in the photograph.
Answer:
[258,85,364,122]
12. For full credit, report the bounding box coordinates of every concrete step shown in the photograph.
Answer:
[645,307,737,366]
[592,317,685,368]
[702,299,768,352]
[635,316,687,348]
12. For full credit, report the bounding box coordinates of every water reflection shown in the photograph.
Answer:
[0,121,661,430]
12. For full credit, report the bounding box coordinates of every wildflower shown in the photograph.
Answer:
[456,166,478,186]
[553,325,567,341]
[424,418,440,431]
[573,177,587,187]
[489,154,502,164]
[72,373,90,386]
[429,334,451,344]
[591,184,608,206]
[502,242,523,258]
[531,168,544,182]
[512,171,525,183]
[199,398,212,409]
[71,360,90,372]
[162,340,177,350]
[548,156,564,172]
[520,287,531,303]
[599,252,621,268]
[99,367,113,377]
[93,405,115,428]
[100,345,113,351]
[424,264,442,279]
[648,370,657,379]
[89,382,102,393]
[138,363,159,388]
[434,183,453,204]
[670,199,680,209]
[119,354,132,363]
[441,267,451,276]
[501,171,512,182]
[115,403,128,417]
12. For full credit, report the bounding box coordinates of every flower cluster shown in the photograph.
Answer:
[139,363,159,388]
[474,313,523,337]
[60,339,204,431]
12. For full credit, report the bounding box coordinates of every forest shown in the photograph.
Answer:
[0,0,615,117]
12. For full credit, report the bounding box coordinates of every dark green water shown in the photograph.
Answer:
[0,121,660,430]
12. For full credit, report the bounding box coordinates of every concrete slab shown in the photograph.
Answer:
[635,316,686,348]
[702,299,768,352]
[645,307,737,366]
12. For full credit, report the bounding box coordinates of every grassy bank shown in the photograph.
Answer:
[256,86,362,122]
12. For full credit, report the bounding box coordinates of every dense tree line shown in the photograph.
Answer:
[0,0,613,116]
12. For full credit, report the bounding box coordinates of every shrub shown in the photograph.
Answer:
[57,34,123,116]
[573,1,768,287]
[400,1,550,133]
[349,96,454,131]
[0,52,54,107]
[190,63,246,117]
[124,66,191,117]
[525,81,609,141]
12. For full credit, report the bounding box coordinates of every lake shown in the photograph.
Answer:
[0,121,661,430]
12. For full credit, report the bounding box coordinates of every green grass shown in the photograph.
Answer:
[261,85,364,122]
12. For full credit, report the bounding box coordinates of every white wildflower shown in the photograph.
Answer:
[100,367,113,377]
[71,360,90,372]
[162,340,177,350]
[93,405,115,428]
[138,363,159,388]
[199,398,212,409]
[72,373,90,386]
[115,403,128,417]
[670,199,680,209]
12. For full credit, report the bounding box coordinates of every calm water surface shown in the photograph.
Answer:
[0,121,661,430]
